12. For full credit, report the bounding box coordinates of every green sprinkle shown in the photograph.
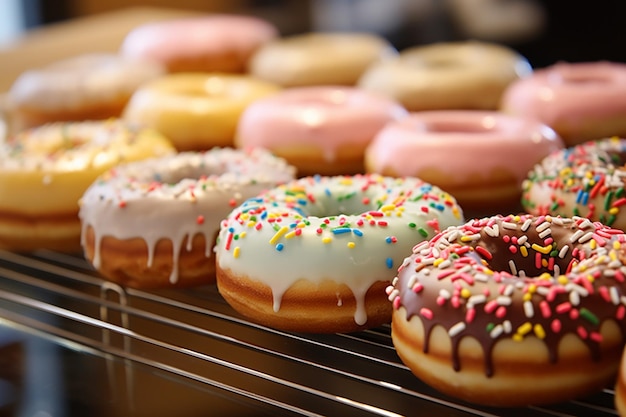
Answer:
[417,227,429,237]
[579,308,599,326]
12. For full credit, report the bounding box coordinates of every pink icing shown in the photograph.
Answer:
[235,86,408,162]
[120,15,278,65]
[500,62,626,137]
[366,110,563,185]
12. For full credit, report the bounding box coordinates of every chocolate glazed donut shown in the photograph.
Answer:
[387,214,626,407]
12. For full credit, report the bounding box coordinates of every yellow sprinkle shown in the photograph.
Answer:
[433,258,444,267]
[594,255,606,264]
[590,239,597,250]
[322,237,332,244]
[285,231,297,239]
[347,241,356,249]
[614,241,622,250]
[531,243,552,254]
[527,283,536,294]
[610,207,620,215]
[269,226,289,245]
[340,178,353,185]
[534,324,546,339]
[453,207,461,219]
[611,251,618,261]
[523,293,532,302]
[512,334,524,342]
[520,246,528,257]
[513,215,521,222]
[460,288,471,298]
[541,259,548,267]
[380,204,396,212]
[586,274,595,283]
[233,247,241,258]
[246,221,256,228]
[297,223,306,228]
[557,275,568,285]
[517,322,533,335]
[239,231,246,239]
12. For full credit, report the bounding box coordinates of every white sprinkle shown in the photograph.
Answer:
[608,260,623,269]
[538,228,553,239]
[536,286,550,296]
[521,218,532,231]
[519,270,527,278]
[569,290,580,306]
[536,221,551,233]
[437,259,452,269]
[503,284,515,296]
[621,296,626,305]
[578,231,594,244]
[474,273,489,282]
[569,230,584,243]
[439,289,451,299]
[517,235,528,245]
[553,264,561,278]
[484,226,498,237]
[497,296,512,306]
[579,218,594,229]
[523,300,534,318]
[503,320,512,333]
[558,245,570,259]
[508,259,518,275]
[611,286,620,305]
[387,289,399,302]
[468,294,487,305]
[565,283,589,297]
[502,221,518,230]
[448,322,466,337]
[490,324,504,339]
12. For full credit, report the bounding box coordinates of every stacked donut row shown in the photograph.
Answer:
[4,12,626,413]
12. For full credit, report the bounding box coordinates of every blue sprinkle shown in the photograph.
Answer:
[297,198,308,206]
[386,257,393,269]
[581,192,589,206]
[385,236,392,243]
[575,189,584,204]
[228,227,235,233]
[325,188,331,196]
[332,228,351,235]
[276,243,284,251]
[352,229,363,237]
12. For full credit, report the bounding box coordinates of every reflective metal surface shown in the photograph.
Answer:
[0,249,619,416]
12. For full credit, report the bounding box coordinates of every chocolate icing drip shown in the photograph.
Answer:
[391,214,626,377]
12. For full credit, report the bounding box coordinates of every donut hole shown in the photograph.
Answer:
[423,119,488,134]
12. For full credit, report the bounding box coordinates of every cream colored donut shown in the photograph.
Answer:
[215,174,464,333]
[123,73,281,151]
[79,147,295,289]
[522,137,626,232]
[248,32,398,87]
[358,41,532,111]
[235,86,408,176]
[120,15,279,73]
[388,214,626,407]
[501,61,626,146]
[0,120,175,252]
[365,111,563,214]
[6,53,165,134]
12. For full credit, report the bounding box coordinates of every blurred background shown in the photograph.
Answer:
[1,0,626,68]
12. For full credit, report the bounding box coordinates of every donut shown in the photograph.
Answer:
[79,147,295,289]
[248,32,397,87]
[120,15,278,73]
[235,86,408,176]
[0,120,175,252]
[122,73,281,151]
[215,174,464,333]
[387,214,626,407]
[358,40,532,111]
[501,62,626,146]
[6,53,165,134]
[616,347,626,415]
[365,110,563,215]
[522,137,626,232]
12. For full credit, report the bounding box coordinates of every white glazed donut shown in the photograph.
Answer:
[215,174,464,333]
[358,40,532,111]
[79,147,295,288]
[235,86,408,176]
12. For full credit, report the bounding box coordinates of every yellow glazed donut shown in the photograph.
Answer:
[248,32,398,87]
[123,73,281,151]
[365,110,563,215]
[79,148,295,289]
[522,137,626,232]
[0,120,174,252]
[215,174,464,333]
[121,15,278,73]
[358,41,532,111]
[235,86,409,176]
[388,214,626,407]
[6,53,165,134]
[501,61,626,146]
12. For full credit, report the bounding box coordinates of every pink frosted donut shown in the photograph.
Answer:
[120,15,278,73]
[500,61,626,146]
[235,86,408,176]
[365,111,564,214]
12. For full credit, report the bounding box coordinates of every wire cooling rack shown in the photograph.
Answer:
[0,249,619,416]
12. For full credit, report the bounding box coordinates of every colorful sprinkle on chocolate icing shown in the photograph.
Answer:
[388,214,626,376]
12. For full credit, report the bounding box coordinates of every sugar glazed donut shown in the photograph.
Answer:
[358,40,532,111]
[6,53,164,134]
[79,148,295,289]
[235,86,408,176]
[215,174,464,333]
[120,15,279,73]
[123,73,281,151]
[523,137,626,232]
[248,32,398,87]
[0,120,174,252]
[387,214,626,407]
[501,62,626,146]
[365,110,563,214]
